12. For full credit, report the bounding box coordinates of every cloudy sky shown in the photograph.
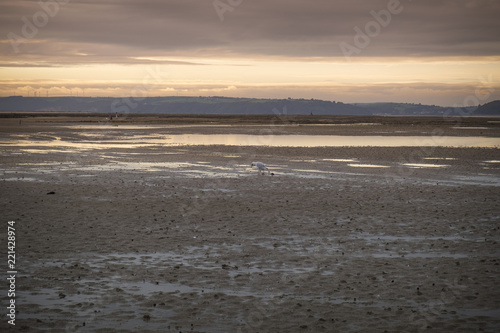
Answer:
[1,0,499,106]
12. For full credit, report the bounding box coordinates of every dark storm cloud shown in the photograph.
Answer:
[1,0,499,63]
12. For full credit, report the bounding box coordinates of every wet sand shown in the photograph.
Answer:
[1,114,500,332]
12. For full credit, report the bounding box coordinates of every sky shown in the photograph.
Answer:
[1,0,499,106]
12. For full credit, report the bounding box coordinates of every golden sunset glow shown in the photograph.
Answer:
[1,0,499,106]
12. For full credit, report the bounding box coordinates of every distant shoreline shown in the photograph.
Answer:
[1,112,498,123]
[2,113,499,138]
[1,96,492,116]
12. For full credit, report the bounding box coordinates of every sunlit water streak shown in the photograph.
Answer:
[2,134,500,148]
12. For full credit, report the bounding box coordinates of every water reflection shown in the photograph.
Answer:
[166,134,500,148]
[348,164,391,168]
[402,163,450,169]
[2,134,500,149]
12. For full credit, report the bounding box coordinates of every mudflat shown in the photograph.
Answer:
[1,114,499,332]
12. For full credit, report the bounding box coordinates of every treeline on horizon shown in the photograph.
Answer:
[0,96,497,116]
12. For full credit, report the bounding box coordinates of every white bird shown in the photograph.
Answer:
[251,162,273,175]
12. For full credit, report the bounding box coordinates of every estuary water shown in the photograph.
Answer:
[3,134,500,149]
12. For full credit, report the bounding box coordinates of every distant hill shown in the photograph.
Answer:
[352,102,474,116]
[0,96,478,116]
[473,100,500,115]
[0,96,365,115]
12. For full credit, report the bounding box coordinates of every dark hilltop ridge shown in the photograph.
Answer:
[0,96,490,116]
[474,100,500,115]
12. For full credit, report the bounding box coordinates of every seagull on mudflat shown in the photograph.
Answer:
[251,162,274,175]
